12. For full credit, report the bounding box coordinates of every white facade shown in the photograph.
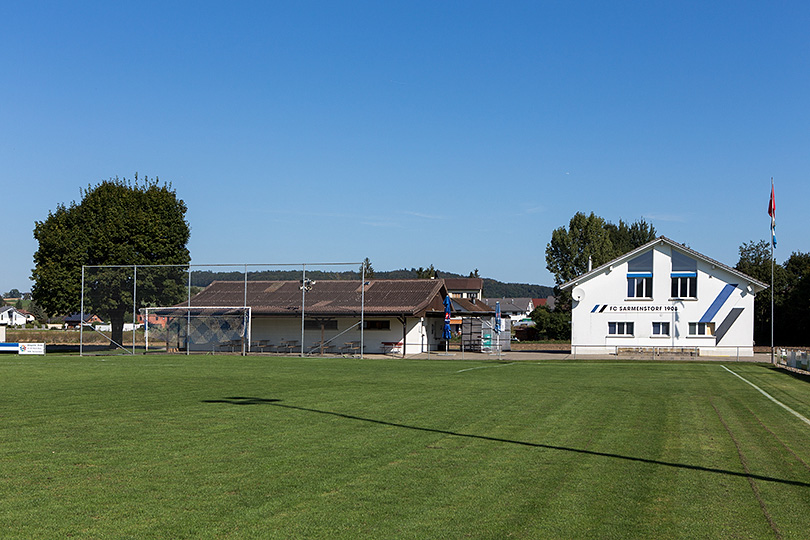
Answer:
[0,307,28,327]
[562,238,767,357]
[481,298,534,323]
[239,315,444,355]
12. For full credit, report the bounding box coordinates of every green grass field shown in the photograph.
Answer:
[2,355,810,539]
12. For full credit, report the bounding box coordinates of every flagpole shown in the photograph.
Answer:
[771,223,774,364]
[770,177,775,365]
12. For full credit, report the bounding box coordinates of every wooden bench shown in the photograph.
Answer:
[382,341,403,355]
[340,341,363,356]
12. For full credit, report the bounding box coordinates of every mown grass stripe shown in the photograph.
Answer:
[721,365,810,427]
[710,397,782,540]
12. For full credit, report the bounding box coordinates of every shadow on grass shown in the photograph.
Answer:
[203,396,810,488]
[765,364,810,384]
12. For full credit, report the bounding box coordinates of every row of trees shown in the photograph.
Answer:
[735,240,810,346]
[3,289,24,299]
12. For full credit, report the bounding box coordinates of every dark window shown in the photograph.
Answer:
[671,276,697,298]
[689,322,715,336]
[627,276,652,298]
[652,322,670,336]
[304,319,338,330]
[363,320,390,330]
[608,322,634,336]
[671,251,698,299]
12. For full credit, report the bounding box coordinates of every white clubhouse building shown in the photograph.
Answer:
[561,237,768,357]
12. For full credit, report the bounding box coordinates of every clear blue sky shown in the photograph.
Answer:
[2,1,808,293]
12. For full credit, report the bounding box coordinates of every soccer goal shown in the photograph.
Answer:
[141,306,251,354]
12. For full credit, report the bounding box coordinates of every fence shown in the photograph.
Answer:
[571,345,758,361]
[777,348,810,372]
[79,262,365,356]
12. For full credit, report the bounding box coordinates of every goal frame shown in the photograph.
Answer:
[141,305,252,355]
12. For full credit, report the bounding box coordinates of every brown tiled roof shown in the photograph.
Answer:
[444,278,483,291]
[450,297,495,315]
[185,279,447,317]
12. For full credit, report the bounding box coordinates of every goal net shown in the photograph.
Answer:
[141,306,251,354]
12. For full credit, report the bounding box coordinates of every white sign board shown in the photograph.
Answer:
[18,343,46,355]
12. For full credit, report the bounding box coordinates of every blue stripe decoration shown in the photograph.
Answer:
[671,272,697,278]
[627,272,653,278]
[592,305,600,313]
[700,284,737,323]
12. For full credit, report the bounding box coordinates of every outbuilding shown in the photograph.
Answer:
[560,237,768,357]
[171,279,454,355]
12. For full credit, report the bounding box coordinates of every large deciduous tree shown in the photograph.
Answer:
[546,213,657,286]
[546,212,614,286]
[545,213,657,316]
[32,176,190,347]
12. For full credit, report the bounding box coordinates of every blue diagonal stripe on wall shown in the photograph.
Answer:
[700,284,737,323]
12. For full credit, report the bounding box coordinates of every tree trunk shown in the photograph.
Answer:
[110,310,125,349]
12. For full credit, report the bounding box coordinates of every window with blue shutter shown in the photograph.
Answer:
[671,250,697,298]
[627,251,653,298]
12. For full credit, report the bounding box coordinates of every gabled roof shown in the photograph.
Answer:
[65,313,99,323]
[184,279,448,317]
[444,278,483,291]
[449,297,495,315]
[481,298,534,313]
[560,236,769,291]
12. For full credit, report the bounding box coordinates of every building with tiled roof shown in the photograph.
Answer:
[444,278,483,300]
[162,279,454,355]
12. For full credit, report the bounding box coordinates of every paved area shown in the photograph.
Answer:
[401,350,775,363]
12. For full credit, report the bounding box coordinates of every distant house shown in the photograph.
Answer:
[17,309,36,324]
[0,306,28,327]
[481,298,535,322]
[138,313,168,329]
[531,296,556,311]
[64,313,103,329]
[445,278,483,300]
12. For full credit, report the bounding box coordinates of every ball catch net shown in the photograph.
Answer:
[141,306,251,354]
